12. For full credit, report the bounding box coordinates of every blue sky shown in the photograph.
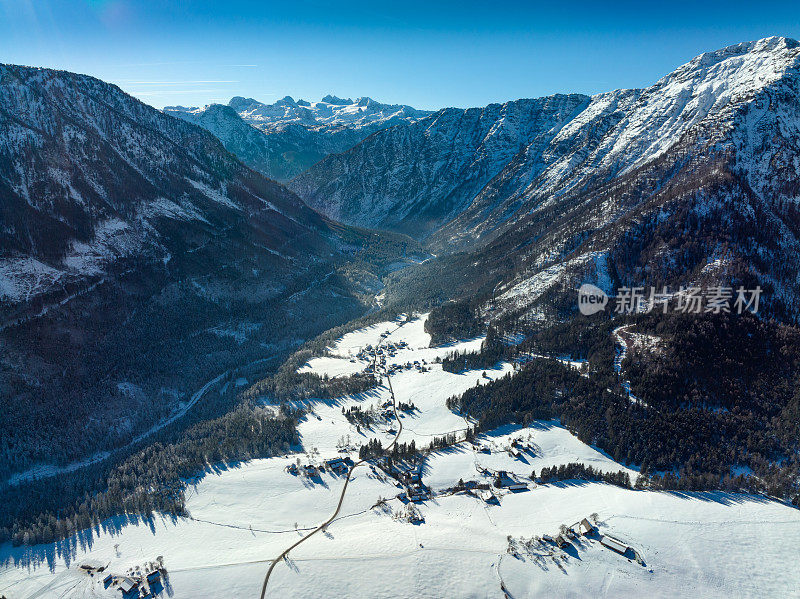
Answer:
[2,0,799,110]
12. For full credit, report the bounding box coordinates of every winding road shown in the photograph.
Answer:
[259,320,406,598]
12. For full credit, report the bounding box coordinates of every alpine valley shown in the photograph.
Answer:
[1,37,799,599]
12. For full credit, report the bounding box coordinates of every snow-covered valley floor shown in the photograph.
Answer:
[2,314,799,598]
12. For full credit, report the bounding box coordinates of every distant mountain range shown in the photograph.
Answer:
[164,95,432,181]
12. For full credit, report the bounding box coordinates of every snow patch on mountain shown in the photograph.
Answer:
[0,258,65,302]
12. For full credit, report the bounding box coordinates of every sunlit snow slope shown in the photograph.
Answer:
[2,315,798,599]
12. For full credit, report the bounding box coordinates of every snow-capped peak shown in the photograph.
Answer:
[320,94,353,105]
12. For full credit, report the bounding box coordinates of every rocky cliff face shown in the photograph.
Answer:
[289,94,592,237]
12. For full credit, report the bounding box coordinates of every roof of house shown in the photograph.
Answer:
[600,536,628,554]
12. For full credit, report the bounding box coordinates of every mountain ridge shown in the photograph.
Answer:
[164,94,433,181]
[286,36,800,251]
[0,63,397,483]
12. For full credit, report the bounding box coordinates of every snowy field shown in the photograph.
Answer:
[2,314,799,598]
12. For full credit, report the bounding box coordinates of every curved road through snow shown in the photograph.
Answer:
[259,321,406,598]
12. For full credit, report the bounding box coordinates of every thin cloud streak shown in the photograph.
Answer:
[114,80,240,85]
[130,89,226,96]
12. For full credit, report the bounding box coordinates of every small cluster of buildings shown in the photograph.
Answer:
[286,457,354,477]
[354,339,426,377]
[375,459,430,503]
[102,569,162,599]
[539,518,596,551]
[508,438,533,459]
[324,456,353,474]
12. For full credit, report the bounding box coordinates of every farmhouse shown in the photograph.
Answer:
[399,469,421,485]
[118,577,138,598]
[494,470,526,490]
[579,518,595,536]
[146,570,161,584]
[406,484,428,502]
[479,489,499,504]
[325,457,350,473]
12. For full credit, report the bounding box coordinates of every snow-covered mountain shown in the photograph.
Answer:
[227,94,432,133]
[288,37,800,321]
[439,36,800,249]
[164,95,432,181]
[0,64,372,481]
[289,95,591,236]
[0,64,346,305]
[291,37,800,253]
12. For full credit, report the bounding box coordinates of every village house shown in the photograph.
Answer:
[118,577,138,598]
[146,570,161,584]
[399,468,421,485]
[325,457,351,474]
[405,483,428,502]
[494,470,527,490]
[580,517,595,536]
[479,489,499,504]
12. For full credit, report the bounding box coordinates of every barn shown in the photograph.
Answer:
[600,535,629,555]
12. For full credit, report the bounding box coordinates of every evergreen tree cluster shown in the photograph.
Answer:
[535,463,632,488]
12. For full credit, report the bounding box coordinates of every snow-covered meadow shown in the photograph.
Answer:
[2,314,799,598]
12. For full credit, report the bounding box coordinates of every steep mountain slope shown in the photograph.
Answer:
[463,37,800,323]
[0,64,384,481]
[372,39,800,507]
[292,37,800,257]
[289,95,591,236]
[437,36,800,250]
[165,95,432,181]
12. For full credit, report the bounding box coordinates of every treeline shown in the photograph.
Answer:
[342,405,377,426]
[424,299,484,345]
[534,463,632,488]
[448,313,800,506]
[358,438,385,460]
[442,326,507,373]
[242,365,377,404]
[1,406,298,546]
